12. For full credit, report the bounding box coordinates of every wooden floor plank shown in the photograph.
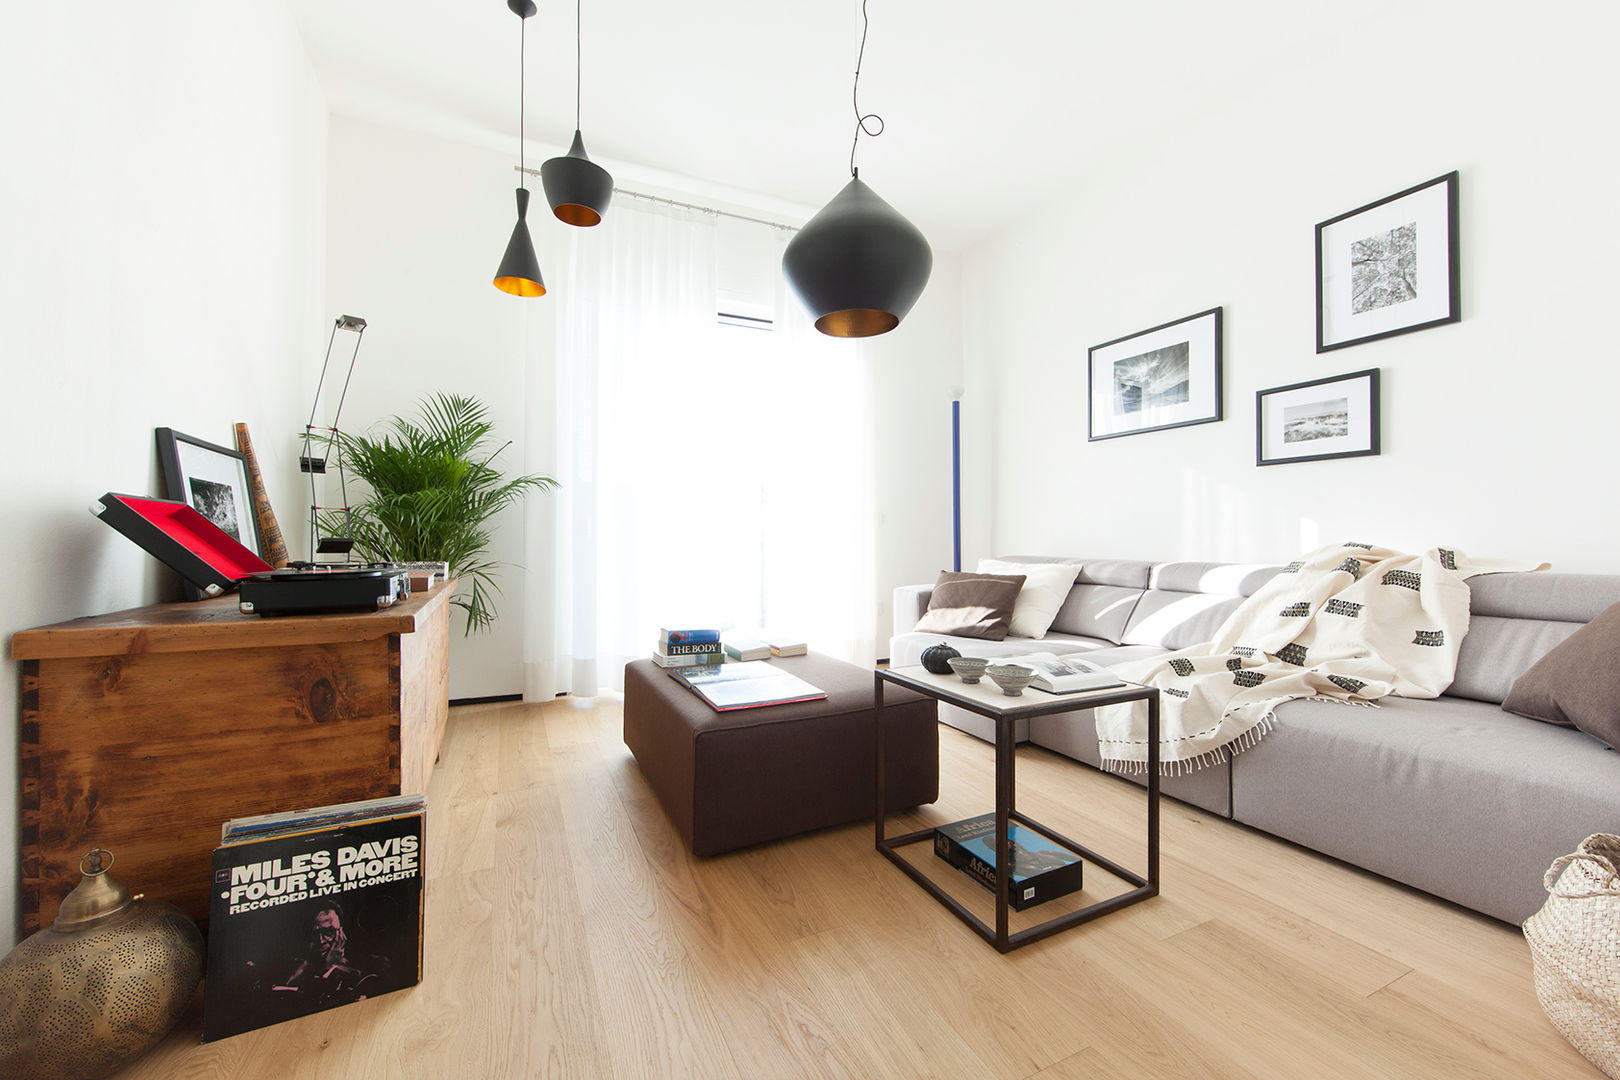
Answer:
[110,697,1605,1080]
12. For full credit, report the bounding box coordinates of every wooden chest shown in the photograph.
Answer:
[11,581,453,934]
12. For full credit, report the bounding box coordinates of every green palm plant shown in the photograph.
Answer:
[318,393,556,635]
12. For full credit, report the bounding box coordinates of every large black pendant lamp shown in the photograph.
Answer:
[494,0,546,297]
[782,0,931,338]
[541,0,612,227]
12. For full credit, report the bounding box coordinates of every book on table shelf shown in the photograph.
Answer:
[996,651,1125,694]
[670,660,827,711]
[659,627,721,646]
[933,813,1084,911]
[203,794,426,1042]
[651,649,727,668]
[722,637,771,662]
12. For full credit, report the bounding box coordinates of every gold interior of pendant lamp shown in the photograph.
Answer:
[815,309,900,338]
[552,203,601,228]
[494,274,546,297]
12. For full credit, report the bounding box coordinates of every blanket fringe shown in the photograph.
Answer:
[1102,712,1279,777]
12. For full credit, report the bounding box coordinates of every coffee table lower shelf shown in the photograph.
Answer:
[875,666,1161,953]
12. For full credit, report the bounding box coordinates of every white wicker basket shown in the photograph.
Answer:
[1523,833,1620,1079]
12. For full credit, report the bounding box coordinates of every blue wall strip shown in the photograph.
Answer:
[952,399,962,572]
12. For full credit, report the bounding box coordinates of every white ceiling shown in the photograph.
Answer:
[284,0,1318,251]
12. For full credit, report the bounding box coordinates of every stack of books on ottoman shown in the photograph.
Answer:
[652,628,727,668]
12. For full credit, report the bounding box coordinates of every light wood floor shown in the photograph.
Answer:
[124,695,1601,1079]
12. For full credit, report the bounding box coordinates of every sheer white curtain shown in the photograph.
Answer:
[522,199,719,699]
[521,204,880,701]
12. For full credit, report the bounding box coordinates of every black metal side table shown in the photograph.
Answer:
[875,665,1161,953]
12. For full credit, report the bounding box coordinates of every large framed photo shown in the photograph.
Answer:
[1088,307,1222,441]
[1316,171,1459,352]
[155,427,261,553]
[1256,368,1380,466]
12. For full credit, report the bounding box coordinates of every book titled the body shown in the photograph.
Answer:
[659,628,721,645]
[651,650,727,668]
[658,640,724,656]
[933,814,1084,910]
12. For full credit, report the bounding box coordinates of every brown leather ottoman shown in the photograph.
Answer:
[623,653,939,856]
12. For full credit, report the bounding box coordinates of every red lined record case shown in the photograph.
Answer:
[95,492,273,597]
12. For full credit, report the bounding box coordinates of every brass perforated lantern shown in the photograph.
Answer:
[0,849,204,1080]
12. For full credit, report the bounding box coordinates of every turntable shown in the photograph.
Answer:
[94,492,412,615]
[238,565,409,615]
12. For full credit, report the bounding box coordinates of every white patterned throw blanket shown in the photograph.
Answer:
[1095,542,1547,775]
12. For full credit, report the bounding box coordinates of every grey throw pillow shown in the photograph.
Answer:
[913,571,1027,640]
[1501,600,1620,751]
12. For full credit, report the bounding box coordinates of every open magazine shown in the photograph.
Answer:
[998,652,1125,694]
[670,660,827,711]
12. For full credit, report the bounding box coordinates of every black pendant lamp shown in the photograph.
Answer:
[541,0,612,227]
[494,0,546,297]
[782,1,931,338]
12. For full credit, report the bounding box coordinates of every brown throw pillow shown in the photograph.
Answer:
[1501,600,1620,751]
[913,571,1026,640]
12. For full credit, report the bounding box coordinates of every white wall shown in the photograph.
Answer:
[323,116,539,699]
[0,8,328,948]
[961,2,1620,572]
[869,254,964,649]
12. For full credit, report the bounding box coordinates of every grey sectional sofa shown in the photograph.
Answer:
[890,556,1620,924]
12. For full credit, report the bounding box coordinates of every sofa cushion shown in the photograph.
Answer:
[1468,571,1620,622]
[913,571,1025,639]
[1447,615,1582,704]
[977,558,1082,638]
[1121,592,1244,650]
[1147,561,1285,596]
[1230,694,1620,924]
[1448,573,1620,703]
[1120,563,1284,650]
[1501,600,1620,750]
[1049,585,1145,643]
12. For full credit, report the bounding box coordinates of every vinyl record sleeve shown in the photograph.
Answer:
[202,809,425,1042]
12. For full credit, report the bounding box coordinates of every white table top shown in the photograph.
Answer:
[880,664,1153,719]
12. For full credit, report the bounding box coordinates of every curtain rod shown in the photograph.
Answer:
[514,165,798,231]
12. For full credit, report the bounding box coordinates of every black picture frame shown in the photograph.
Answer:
[1087,307,1223,441]
[1256,368,1381,466]
[1315,172,1459,352]
[155,427,262,577]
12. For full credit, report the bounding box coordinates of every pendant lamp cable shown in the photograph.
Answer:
[848,0,884,178]
[575,0,582,131]
[519,15,527,176]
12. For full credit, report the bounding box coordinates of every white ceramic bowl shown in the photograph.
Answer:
[947,656,990,683]
[986,664,1036,696]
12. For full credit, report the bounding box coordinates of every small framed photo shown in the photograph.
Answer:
[1316,171,1459,352]
[1088,307,1223,441]
[1256,368,1380,466]
[155,427,261,553]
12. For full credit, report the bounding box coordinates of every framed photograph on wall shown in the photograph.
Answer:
[1088,307,1223,441]
[1316,171,1459,352]
[1256,368,1380,466]
[155,427,261,554]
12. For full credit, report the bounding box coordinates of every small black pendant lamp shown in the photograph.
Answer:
[782,0,931,338]
[494,0,546,297]
[541,0,613,227]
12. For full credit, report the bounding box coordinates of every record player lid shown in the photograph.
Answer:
[96,493,274,592]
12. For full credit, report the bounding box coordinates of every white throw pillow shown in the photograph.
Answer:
[976,559,1083,638]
